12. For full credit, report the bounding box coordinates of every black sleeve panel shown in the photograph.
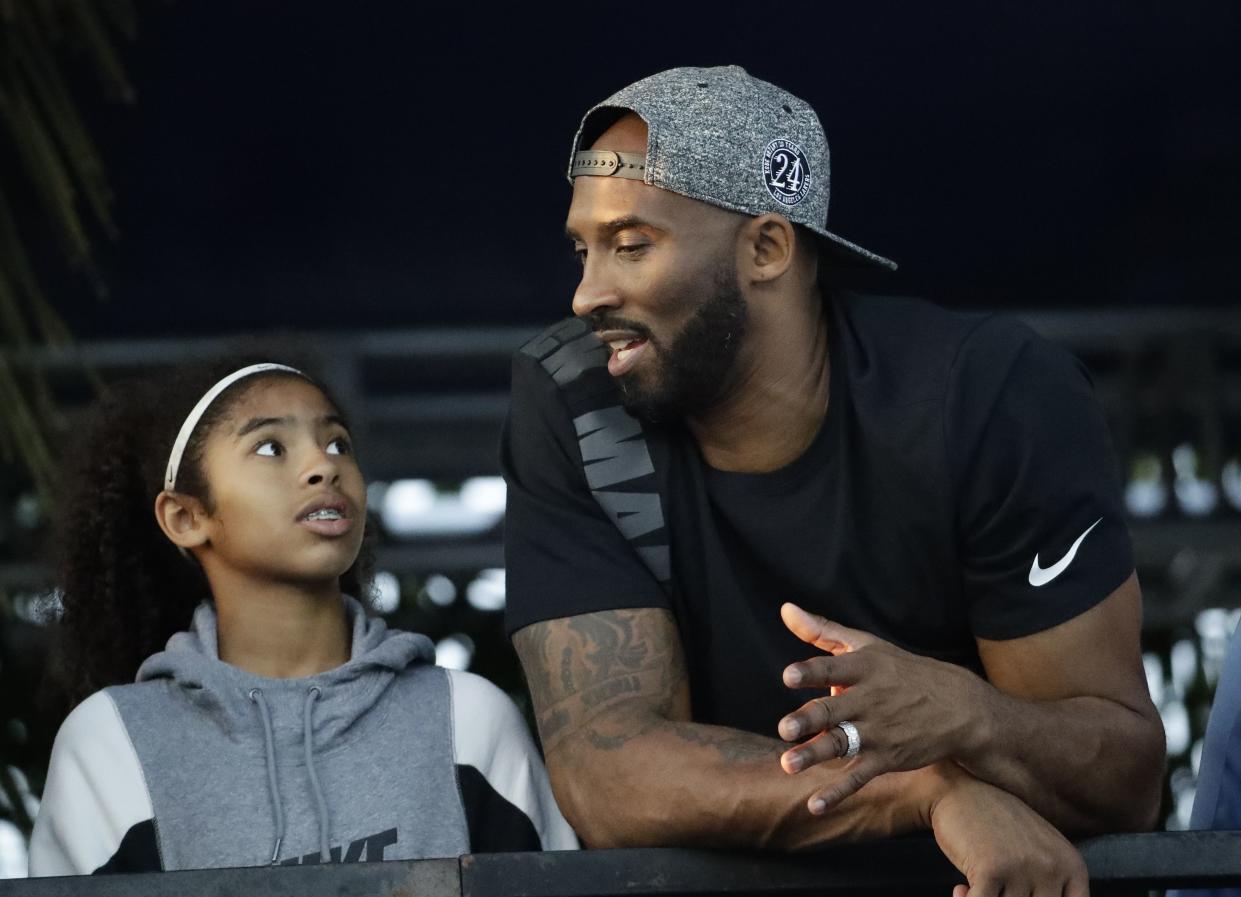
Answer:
[501,344,670,637]
[91,820,162,875]
[945,316,1134,640]
[456,765,543,853]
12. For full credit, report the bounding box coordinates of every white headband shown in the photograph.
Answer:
[163,363,305,492]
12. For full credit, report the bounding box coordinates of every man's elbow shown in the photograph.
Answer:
[547,758,669,849]
[1101,710,1166,834]
[1128,714,1167,832]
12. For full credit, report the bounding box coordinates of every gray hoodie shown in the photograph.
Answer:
[30,597,576,876]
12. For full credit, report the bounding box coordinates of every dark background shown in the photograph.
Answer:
[36,0,1241,339]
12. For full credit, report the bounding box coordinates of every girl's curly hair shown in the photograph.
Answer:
[50,359,373,710]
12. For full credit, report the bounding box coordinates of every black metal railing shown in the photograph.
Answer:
[3,832,1241,896]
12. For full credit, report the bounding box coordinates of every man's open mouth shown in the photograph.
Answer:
[597,330,651,377]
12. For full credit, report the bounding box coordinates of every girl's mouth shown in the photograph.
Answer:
[297,500,353,537]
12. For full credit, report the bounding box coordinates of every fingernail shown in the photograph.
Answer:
[785,667,803,686]
[784,752,804,772]
[809,798,826,814]
[781,718,800,739]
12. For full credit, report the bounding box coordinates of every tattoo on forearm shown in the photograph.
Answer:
[568,613,650,680]
[581,675,642,708]
[514,609,689,753]
[514,609,783,767]
[560,647,576,696]
[542,707,572,740]
[670,726,785,763]
[584,728,629,751]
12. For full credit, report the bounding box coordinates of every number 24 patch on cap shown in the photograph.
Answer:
[762,138,811,206]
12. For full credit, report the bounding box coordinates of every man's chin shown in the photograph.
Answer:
[616,375,674,424]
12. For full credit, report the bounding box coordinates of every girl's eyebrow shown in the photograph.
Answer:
[235,414,350,439]
[236,416,289,438]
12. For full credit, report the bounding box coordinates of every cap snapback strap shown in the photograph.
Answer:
[570,150,647,180]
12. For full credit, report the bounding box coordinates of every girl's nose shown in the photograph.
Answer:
[304,452,340,487]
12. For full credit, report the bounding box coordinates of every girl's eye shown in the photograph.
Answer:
[255,440,283,457]
[327,436,352,456]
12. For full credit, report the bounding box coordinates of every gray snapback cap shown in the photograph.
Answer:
[568,65,896,270]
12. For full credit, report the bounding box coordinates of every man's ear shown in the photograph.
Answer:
[739,213,797,284]
[154,491,211,551]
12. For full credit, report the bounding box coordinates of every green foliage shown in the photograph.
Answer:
[0,0,136,501]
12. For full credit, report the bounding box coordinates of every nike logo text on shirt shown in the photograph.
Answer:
[1028,517,1103,587]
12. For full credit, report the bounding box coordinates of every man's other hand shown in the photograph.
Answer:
[777,602,987,812]
[929,768,1089,897]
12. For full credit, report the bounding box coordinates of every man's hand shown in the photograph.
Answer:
[776,575,1164,836]
[513,609,936,849]
[929,767,1090,897]
[777,602,986,811]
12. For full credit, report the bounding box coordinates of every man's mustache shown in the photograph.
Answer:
[584,311,653,342]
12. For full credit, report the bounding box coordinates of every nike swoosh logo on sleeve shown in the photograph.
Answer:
[1028,517,1103,587]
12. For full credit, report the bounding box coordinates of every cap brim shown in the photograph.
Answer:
[817,229,897,271]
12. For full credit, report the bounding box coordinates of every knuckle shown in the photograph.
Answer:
[1034,857,1057,878]
[831,727,849,757]
[974,862,1001,882]
[815,735,839,761]
[889,742,915,768]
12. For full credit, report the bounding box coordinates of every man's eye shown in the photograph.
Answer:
[617,243,648,257]
[573,247,587,265]
[255,440,282,457]
[327,436,352,456]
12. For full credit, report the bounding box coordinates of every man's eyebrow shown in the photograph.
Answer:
[323,413,350,431]
[236,416,289,438]
[565,216,663,241]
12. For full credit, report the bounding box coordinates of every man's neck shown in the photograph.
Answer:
[689,287,830,473]
[202,566,351,678]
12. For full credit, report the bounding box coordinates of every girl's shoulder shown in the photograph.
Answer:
[441,668,538,759]
[385,663,534,756]
[51,685,167,781]
[387,662,524,726]
[32,690,159,876]
[54,689,126,750]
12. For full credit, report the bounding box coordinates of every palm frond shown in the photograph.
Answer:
[0,1,138,501]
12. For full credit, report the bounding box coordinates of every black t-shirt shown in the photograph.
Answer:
[501,292,1134,737]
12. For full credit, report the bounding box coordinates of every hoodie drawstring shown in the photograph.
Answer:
[303,686,331,863]
[249,687,334,865]
[248,688,285,864]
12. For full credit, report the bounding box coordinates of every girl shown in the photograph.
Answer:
[29,361,576,876]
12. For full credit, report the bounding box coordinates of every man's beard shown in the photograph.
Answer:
[612,265,748,424]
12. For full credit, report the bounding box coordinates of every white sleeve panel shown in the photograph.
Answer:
[28,691,156,876]
[447,670,579,850]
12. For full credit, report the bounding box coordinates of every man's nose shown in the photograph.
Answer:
[571,258,622,318]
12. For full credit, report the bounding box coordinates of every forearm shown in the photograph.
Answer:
[516,609,945,850]
[549,712,939,850]
[959,683,1165,834]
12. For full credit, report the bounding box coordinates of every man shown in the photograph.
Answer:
[501,65,1164,894]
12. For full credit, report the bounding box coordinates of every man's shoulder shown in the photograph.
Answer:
[513,317,608,388]
[509,318,632,435]
[832,292,1044,403]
